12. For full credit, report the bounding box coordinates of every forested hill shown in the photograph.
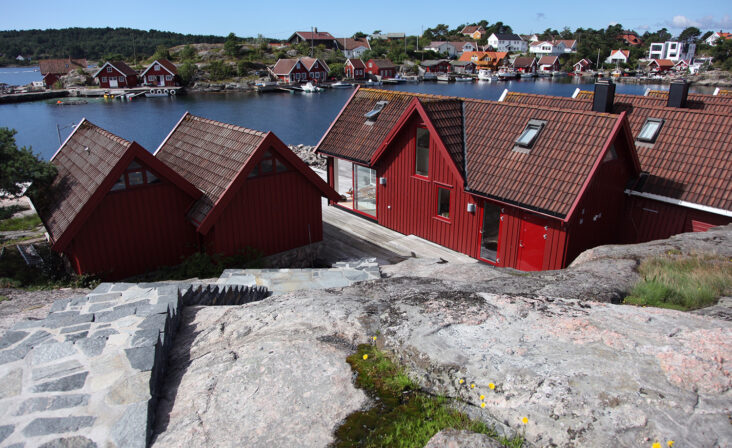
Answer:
[0,27,226,63]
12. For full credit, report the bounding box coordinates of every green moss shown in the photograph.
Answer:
[0,214,41,231]
[624,255,732,310]
[331,344,523,448]
[0,295,9,302]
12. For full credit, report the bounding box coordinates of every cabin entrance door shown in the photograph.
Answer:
[110,78,118,88]
[516,213,547,271]
[159,76,165,87]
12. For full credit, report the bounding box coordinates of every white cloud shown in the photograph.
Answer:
[667,14,732,29]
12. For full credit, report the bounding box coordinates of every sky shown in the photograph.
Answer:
[1,0,730,38]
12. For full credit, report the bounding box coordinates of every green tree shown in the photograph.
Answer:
[0,128,56,198]
[677,27,701,43]
[224,32,240,57]
[205,61,233,81]
[179,44,197,61]
[152,44,170,60]
[178,61,196,85]
[353,31,367,39]
[329,62,345,78]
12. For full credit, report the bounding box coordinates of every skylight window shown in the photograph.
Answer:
[513,119,546,152]
[636,118,664,143]
[364,100,389,120]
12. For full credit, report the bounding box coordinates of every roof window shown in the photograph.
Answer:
[364,100,389,124]
[513,119,546,153]
[636,118,664,143]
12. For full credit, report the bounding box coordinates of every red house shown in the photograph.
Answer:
[345,59,366,79]
[573,58,592,73]
[33,119,202,280]
[366,59,397,79]
[93,61,139,88]
[421,60,451,73]
[271,57,328,83]
[538,56,560,73]
[155,113,340,258]
[648,59,674,74]
[316,88,640,271]
[500,82,732,241]
[512,56,537,73]
[38,58,87,88]
[300,57,329,82]
[140,59,179,87]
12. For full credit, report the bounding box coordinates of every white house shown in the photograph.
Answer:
[425,41,456,57]
[529,41,566,56]
[648,41,694,62]
[705,31,732,45]
[556,39,577,53]
[487,33,527,52]
[605,49,630,64]
[448,41,479,56]
[338,38,371,59]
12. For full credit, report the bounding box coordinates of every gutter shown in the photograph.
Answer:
[625,189,732,218]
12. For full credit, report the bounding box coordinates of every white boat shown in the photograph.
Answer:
[422,72,437,80]
[455,76,473,82]
[537,71,552,78]
[302,82,322,92]
[520,72,537,79]
[498,70,517,80]
[331,81,354,88]
[365,79,383,86]
[551,71,568,77]
[477,69,498,81]
[436,74,452,82]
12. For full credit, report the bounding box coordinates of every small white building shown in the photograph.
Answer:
[705,31,731,46]
[529,41,566,56]
[448,41,479,56]
[487,33,527,52]
[648,41,694,62]
[338,38,371,59]
[605,49,630,64]
[425,41,456,57]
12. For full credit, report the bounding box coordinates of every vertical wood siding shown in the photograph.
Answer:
[67,183,198,280]
[206,169,323,257]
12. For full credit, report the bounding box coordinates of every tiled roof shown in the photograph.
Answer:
[421,59,449,67]
[574,58,592,67]
[155,113,267,225]
[556,39,576,48]
[512,57,536,68]
[300,57,328,71]
[650,59,675,68]
[461,25,483,34]
[108,61,137,76]
[293,31,336,41]
[501,90,732,211]
[272,58,299,74]
[492,33,523,41]
[574,89,732,114]
[318,88,628,218]
[538,56,559,65]
[609,49,630,58]
[338,38,370,50]
[347,58,366,69]
[369,59,396,69]
[39,58,87,75]
[447,41,476,50]
[157,59,178,74]
[38,120,132,243]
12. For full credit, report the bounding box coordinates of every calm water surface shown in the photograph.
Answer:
[0,70,714,161]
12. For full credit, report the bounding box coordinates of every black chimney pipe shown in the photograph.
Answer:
[667,80,689,108]
[593,79,616,114]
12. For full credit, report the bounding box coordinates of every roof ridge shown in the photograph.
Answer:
[186,113,268,137]
[81,120,133,146]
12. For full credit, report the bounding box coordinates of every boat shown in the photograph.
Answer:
[455,76,473,82]
[330,81,354,88]
[422,72,437,81]
[537,72,552,78]
[551,71,568,77]
[253,81,279,92]
[498,70,517,80]
[520,72,537,79]
[477,69,498,82]
[365,79,383,86]
[302,82,323,92]
[436,74,452,82]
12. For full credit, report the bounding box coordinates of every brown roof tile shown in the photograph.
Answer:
[272,58,299,74]
[38,120,132,242]
[39,58,87,75]
[155,113,267,225]
[369,59,396,69]
[347,58,366,69]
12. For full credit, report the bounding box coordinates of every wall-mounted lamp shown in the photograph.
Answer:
[466,203,476,213]
[379,177,387,186]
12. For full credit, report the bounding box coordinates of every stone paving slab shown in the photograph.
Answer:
[0,283,181,448]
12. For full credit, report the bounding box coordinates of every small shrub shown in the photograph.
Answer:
[0,214,42,231]
[624,255,732,310]
[0,204,29,220]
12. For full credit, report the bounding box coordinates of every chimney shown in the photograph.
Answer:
[314,27,318,34]
[592,79,616,113]
[667,80,689,108]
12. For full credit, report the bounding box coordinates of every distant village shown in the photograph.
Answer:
[3,26,732,96]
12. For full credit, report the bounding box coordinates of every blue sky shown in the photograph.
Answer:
[1,0,730,38]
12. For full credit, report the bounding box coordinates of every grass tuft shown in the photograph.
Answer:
[624,255,732,310]
[0,214,42,232]
[0,204,30,221]
[331,344,523,448]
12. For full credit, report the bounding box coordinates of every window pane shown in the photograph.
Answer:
[276,158,287,173]
[437,188,450,219]
[516,126,539,146]
[127,171,144,186]
[111,176,125,191]
[354,165,377,217]
[481,203,501,261]
[416,128,430,176]
[127,161,141,169]
[638,120,661,141]
[260,158,273,173]
[146,171,160,183]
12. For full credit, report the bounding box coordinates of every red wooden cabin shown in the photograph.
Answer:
[93,61,139,88]
[317,88,640,271]
[39,58,87,88]
[421,60,451,73]
[501,81,732,241]
[512,57,537,73]
[300,57,329,82]
[573,58,592,73]
[155,113,340,258]
[140,59,180,87]
[272,58,312,83]
[345,59,366,79]
[538,56,560,73]
[33,119,202,280]
[366,59,397,79]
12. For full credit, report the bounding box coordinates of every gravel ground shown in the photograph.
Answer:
[0,287,91,333]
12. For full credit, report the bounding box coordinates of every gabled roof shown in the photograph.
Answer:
[272,58,300,75]
[555,39,576,48]
[447,41,477,50]
[538,56,559,65]
[649,59,674,68]
[39,58,87,75]
[500,90,732,213]
[368,59,396,69]
[92,61,138,78]
[491,33,523,41]
[421,59,450,67]
[156,113,339,233]
[608,49,630,59]
[425,41,450,49]
[574,58,592,67]
[289,31,336,41]
[140,59,178,77]
[36,119,201,251]
[459,51,508,64]
[338,37,370,51]
[461,25,484,34]
[317,88,636,219]
[619,34,642,45]
[512,57,536,68]
[300,57,329,72]
[346,58,366,69]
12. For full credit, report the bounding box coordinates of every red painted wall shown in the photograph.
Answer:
[345,63,365,79]
[279,64,310,83]
[97,67,138,88]
[624,196,731,243]
[143,64,179,86]
[65,181,198,280]
[204,166,323,257]
[43,73,60,88]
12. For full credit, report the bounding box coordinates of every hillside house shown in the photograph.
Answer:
[420,60,451,73]
[605,50,630,65]
[487,33,527,52]
[338,38,371,59]
[424,41,456,57]
[512,57,537,73]
[287,29,338,49]
[529,41,565,56]
[345,58,366,79]
[461,25,486,40]
[316,88,641,271]
[459,51,508,69]
[704,31,732,45]
[618,33,642,46]
[39,58,87,88]
[93,61,138,88]
[365,59,397,79]
[155,113,340,259]
[538,56,560,73]
[33,120,202,280]
[140,59,179,87]
[573,58,592,73]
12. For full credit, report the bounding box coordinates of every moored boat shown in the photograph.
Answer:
[455,76,473,82]
[330,81,354,88]
[477,69,498,81]
[520,72,537,79]
[436,74,452,82]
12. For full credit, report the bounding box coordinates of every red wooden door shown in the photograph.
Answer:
[517,213,547,271]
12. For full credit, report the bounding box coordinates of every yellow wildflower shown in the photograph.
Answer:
[667,442,674,447]
[459,379,464,384]
[362,354,368,360]
[480,394,485,400]
[372,336,377,341]
[488,383,495,390]
[652,443,661,448]
[470,383,475,389]
[480,402,486,408]
[521,417,528,424]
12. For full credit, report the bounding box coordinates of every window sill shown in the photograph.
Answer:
[412,175,430,183]
[433,216,451,224]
